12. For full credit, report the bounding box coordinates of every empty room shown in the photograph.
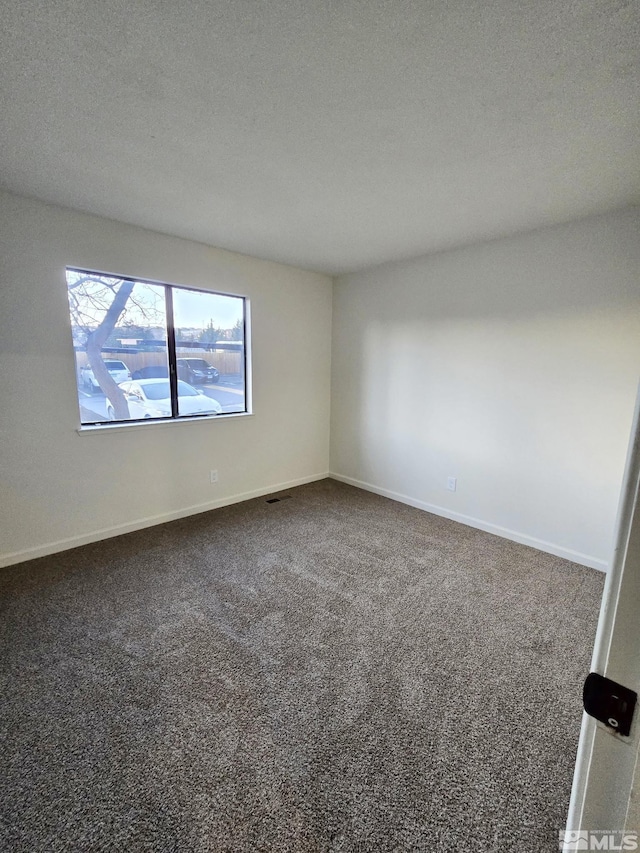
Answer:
[1,1,639,851]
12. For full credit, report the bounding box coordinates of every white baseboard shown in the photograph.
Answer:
[329,472,609,573]
[0,472,329,569]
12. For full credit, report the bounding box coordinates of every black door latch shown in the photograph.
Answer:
[583,672,637,737]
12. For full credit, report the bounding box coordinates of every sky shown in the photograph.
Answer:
[67,270,244,330]
[173,287,243,329]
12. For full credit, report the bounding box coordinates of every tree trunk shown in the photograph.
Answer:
[86,281,135,420]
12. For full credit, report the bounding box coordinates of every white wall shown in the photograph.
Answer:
[0,192,332,566]
[2,196,638,571]
[331,208,640,570]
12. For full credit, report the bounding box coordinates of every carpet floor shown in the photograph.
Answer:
[0,479,604,852]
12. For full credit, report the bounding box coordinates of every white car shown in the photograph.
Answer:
[80,359,131,392]
[106,378,222,420]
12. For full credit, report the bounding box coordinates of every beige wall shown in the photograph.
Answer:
[330,208,640,569]
[0,192,332,566]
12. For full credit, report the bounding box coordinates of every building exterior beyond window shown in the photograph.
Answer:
[66,268,248,426]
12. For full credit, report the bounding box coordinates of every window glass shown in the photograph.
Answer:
[172,288,246,417]
[66,268,248,426]
[67,270,170,424]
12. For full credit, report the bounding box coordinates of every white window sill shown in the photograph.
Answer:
[76,411,254,434]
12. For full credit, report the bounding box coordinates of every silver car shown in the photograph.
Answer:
[80,359,131,392]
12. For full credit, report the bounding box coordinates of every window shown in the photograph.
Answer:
[67,268,248,426]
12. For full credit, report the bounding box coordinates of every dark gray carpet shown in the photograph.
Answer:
[0,479,603,852]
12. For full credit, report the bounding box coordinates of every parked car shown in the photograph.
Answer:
[131,360,220,384]
[106,379,222,420]
[80,359,131,392]
[176,358,220,385]
[131,365,169,380]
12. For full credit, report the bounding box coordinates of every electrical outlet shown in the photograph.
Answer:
[210,469,218,484]
[447,476,457,492]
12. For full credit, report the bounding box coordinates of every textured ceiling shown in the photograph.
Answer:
[0,0,638,274]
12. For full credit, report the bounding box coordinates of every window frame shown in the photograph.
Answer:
[67,267,251,430]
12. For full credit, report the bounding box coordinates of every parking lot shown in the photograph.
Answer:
[78,376,246,422]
